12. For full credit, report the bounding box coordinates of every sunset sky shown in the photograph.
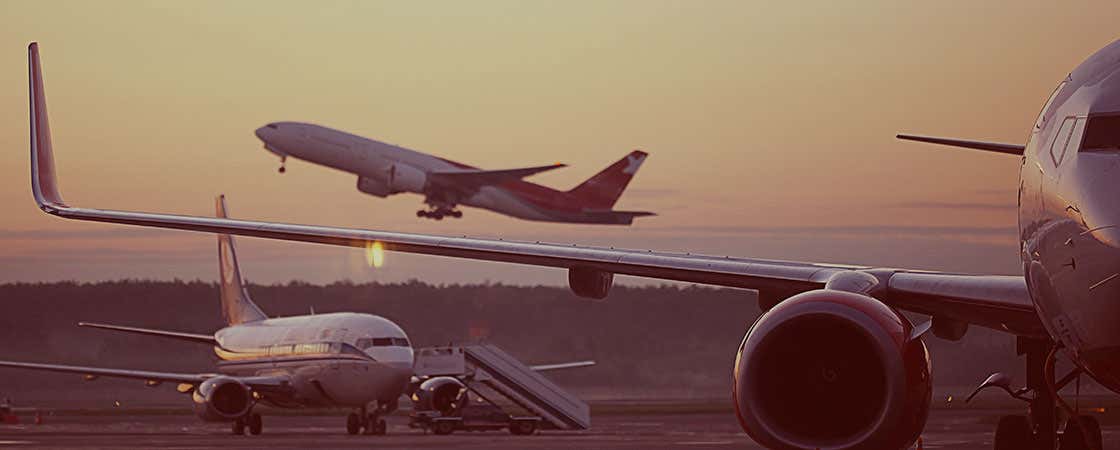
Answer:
[1,1,1118,285]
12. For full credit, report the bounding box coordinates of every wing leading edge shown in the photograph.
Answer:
[24,42,1046,339]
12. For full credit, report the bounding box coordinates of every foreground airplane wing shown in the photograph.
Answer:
[25,42,1046,339]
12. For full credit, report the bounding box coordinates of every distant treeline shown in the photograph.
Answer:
[0,280,1029,404]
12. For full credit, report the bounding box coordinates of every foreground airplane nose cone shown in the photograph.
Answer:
[254,126,268,141]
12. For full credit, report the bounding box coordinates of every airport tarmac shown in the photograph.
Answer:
[0,409,1117,449]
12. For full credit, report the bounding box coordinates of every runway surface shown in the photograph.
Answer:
[0,409,1117,449]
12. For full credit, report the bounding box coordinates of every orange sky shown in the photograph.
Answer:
[1,1,1118,284]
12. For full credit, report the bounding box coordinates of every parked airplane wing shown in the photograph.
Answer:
[0,360,212,384]
[78,321,218,345]
[25,42,1046,339]
[428,163,567,189]
[530,360,597,372]
[896,134,1025,155]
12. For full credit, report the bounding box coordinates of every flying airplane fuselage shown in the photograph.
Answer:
[212,312,413,408]
[1019,38,1120,392]
[253,122,652,224]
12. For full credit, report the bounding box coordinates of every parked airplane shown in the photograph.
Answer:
[24,39,1120,449]
[254,121,653,223]
[0,195,415,436]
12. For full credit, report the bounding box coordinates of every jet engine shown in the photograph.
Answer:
[357,164,427,197]
[733,290,931,450]
[410,376,469,415]
[192,376,253,422]
[568,267,613,300]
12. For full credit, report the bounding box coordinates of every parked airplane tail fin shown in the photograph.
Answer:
[567,150,648,209]
[216,195,267,325]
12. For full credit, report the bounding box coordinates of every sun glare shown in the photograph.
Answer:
[366,241,385,268]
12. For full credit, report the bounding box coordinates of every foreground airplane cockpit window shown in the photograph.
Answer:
[1080,115,1120,151]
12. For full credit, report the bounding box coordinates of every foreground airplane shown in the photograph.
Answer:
[0,196,415,436]
[254,121,653,223]
[24,40,1120,449]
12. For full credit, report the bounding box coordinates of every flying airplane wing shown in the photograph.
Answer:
[428,163,567,190]
[25,42,1046,339]
[78,322,218,345]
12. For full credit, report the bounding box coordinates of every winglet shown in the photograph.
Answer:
[28,42,66,210]
[215,195,268,325]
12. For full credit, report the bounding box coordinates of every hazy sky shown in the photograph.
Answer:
[1,1,1118,285]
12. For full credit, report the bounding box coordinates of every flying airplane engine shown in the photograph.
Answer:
[733,290,932,450]
[568,267,613,300]
[411,376,469,415]
[357,164,427,198]
[192,376,254,422]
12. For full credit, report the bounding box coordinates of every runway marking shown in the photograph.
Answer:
[0,441,35,446]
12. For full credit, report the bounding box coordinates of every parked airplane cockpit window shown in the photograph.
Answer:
[1080,115,1120,152]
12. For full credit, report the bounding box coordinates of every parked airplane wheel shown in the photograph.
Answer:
[247,413,263,436]
[1061,416,1102,450]
[346,412,361,435]
[365,415,387,435]
[510,420,537,435]
[432,420,455,435]
[231,418,246,435]
[994,415,1031,450]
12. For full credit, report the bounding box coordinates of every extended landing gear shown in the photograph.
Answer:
[976,338,1102,450]
[346,403,389,436]
[278,156,286,173]
[417,208,462,220]
[232,412,263,436]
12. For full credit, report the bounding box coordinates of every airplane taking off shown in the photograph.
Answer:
[24,39,1120,449]
[0,195,415,436]
[254,122,653,223]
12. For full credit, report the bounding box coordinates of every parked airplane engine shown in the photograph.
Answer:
[192,376,253,422]
[733,290,931,450]
[357,164,427,197]
[411,376,469,415]
[568,267,613,300]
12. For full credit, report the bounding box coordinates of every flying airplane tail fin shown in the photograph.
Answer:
[216,195,268,325]
[567,150,648,209]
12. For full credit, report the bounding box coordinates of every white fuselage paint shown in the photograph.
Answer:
[213,312,413,408]
[254,122,558,221]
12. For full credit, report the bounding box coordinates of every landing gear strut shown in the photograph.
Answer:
[278,156,286,173]
[986,338,1102,450]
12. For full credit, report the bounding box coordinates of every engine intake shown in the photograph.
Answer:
[411,376,468,415]
[192,376,253,422]
[733,290,931,450]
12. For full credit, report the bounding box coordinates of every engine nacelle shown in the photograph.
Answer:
[192,377,253,422]
[357,164,427,197]
[410,376,469,415]
[733,290,931,450]
[568,267,613,300]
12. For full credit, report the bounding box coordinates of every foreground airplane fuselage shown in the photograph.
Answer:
[1018,38,1120,392]
[253,122,652,224]
[214,312,413,409]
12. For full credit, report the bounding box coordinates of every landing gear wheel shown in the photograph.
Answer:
[432,420,455,435]
[994,415,1031,450]
[450,210,462,218]
[364,415,386,435]
[346,412,361,435]
[417,210,427,218]
[232,418,246,435]
[278,166,286,173]
[247,413,263,435]
[510,420,537,435]
[1061,415,1102,450]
